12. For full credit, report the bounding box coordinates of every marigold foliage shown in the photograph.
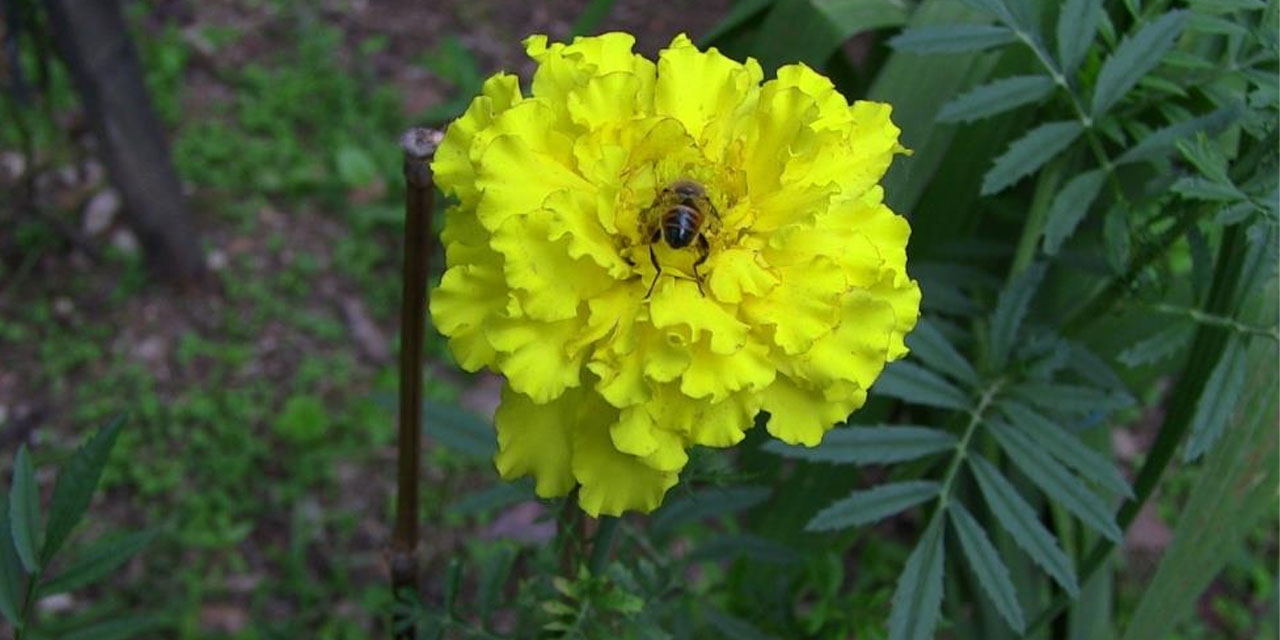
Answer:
[430,33,920,516]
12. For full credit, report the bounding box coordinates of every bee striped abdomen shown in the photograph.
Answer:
[661,205,702,249]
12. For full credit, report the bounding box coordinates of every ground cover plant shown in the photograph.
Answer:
[0,0,1275,638]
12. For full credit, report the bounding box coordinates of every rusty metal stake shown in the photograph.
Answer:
[392,127,440,639]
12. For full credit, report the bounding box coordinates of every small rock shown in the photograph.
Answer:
[53,297,74,317]
[132,335,169,366]
[111,229,139,254]
[199,603,248,634]
[83,189,121,235]
[0,151,26,183]
[206,249,229,271]
[37,593,74,615]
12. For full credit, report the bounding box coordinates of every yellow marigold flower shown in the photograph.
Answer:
[430,32,921,517]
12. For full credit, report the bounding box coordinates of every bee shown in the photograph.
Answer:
[643,179,715,298]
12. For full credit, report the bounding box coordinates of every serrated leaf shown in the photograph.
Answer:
[1172,176,1246,202]
[447,480,533,518]
[1189,13,1250,36]
[969,454,1080,595]
[9,446,40,573]
[1188,225,1214,300]
[806,481,940,531]
[1008,381,1131,414]
[42,416,125,565]
[1138,74,1188,97]
[950,502,1025,632]
[1090,11,1190,118]
[889,25,1018,54]
[765,426,958,464]
[40,530,155,595]
[873,361,971,411]
[1117,324,1193,367]
[650,486,772,539]
[1103,203,1131,272]
[887,513,946,640]
[989,262,1047,370]
[1042,169,1107,254]
[1177,135,1231,183]
[1056,0,1103,73]
[58,615,170,640]
[1066,341,1132,398]
[906,318,980,386]
[986,419,1123,541]
[1184,337,1248,461]
[982,120,1083,195]
[1215,201,1256,225]
[1000,401,1133,497]
[706,608,781,640]
[958,0,1018,24]
[0,510,22,627]
[1115,105,1241,165]
[938,75,1056,123]
[423,401,495,460]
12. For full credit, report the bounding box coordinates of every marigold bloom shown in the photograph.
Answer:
[430,33,920,516]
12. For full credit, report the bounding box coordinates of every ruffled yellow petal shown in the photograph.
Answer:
[706,247,778,303]
[654,34,762,145]
[432,74,523,208]
[763,378,865,446]
[494,386,575,497]
[486,316,585,403]
[572,394,678,516]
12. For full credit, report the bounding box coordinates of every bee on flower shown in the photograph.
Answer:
[430,32,921,516]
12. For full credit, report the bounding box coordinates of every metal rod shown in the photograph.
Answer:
[391,127,440,639]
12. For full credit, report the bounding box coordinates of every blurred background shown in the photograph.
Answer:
[0,0,1275,638]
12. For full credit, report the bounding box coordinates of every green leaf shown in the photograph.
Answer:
[650,486,772,539]
[1042,169,1107,255]
[986,419,1123,541]
[938,74,1056,123]
[1056,0,1103,74]
[569,0,617,37]
[272,395,329,444]
[40,530,155,596]
[969,454,1080,595]
[0,510,23,627]
[42,416,125,565]
[1171,176,1246,202]
[1184,337,1248,461]
[887,513,946,640]
[447,480,534,519]
[1114,105,1241,165]
[9,446,41,573]
[982,120,1083,195]
[1008,382,1131,414]
[752,0,910,70]
[688,533,801,566]
[950,502,1025,632]
[1189,13,1250,37]
[57,615,169,640]
[906,318,980,386]
[334,146,379,187]
[765,426,958,464]
[873,361,971,410]
[806,481,940,531]
[988,262,1046,370]
[1102,203,1131,272]
[706,608,781,640]
[423,401,495,460]
[1090,11,1190,118]
[1177,135,1232,183]
[888,25,1017,54]
[999,401,1133,498]
[1122,349,1277,640]
[1117,324,1193,367]
[699,0,774,45]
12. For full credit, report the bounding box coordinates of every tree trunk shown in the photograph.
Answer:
[41,0,206,286]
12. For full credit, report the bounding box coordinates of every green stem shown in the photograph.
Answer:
[938,381,1005,509]
[1008,157,1066,280]
[15,571,41,639]
[1139,302,1280,341]
[588,517,620,576]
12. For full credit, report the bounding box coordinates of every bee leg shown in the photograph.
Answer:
[692,235,710,297]
[645,240,662,300]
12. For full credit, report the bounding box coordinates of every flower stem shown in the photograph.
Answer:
[391,127,440,639]
[588,517,620,575]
